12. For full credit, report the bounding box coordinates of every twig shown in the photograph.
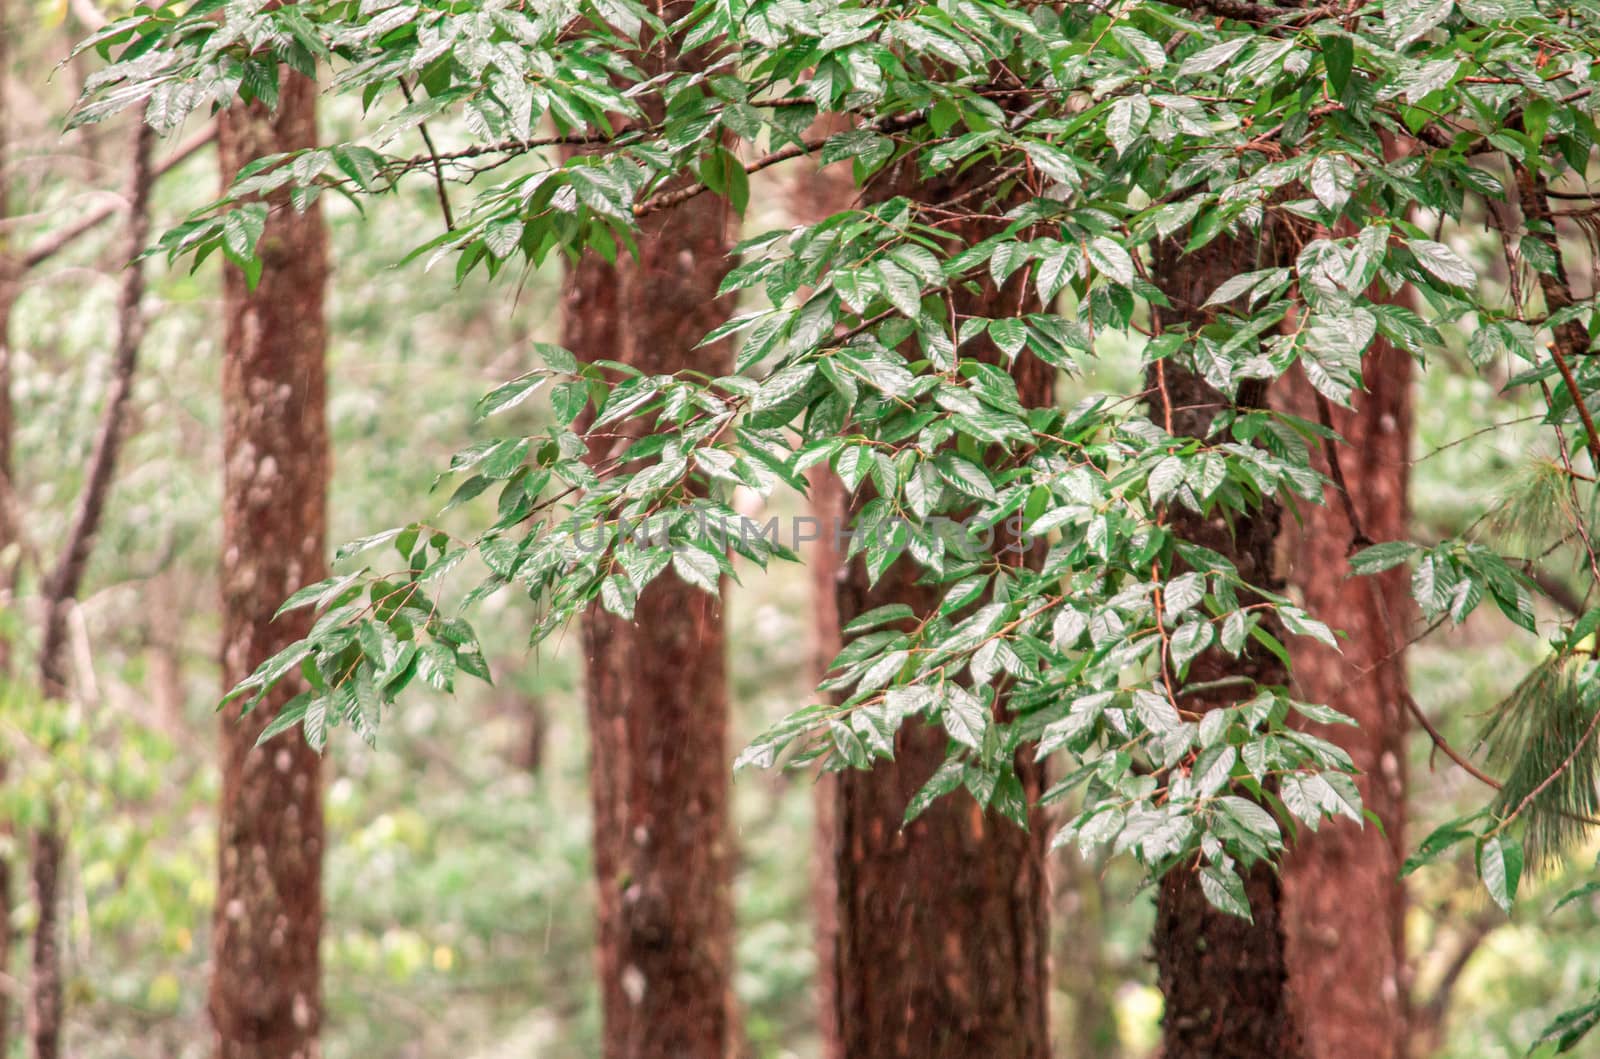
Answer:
[399,80,454,231]
[1313,390,1373,551]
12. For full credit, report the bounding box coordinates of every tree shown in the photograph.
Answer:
[1149,236,1299,1057]
[73,2,1600,1052]
[1278,327,1411,1056]
[1,14,211,1055]
[561,141,739,1059]
[210,70,327,1059]
[553,7,738,1053]
[826,162,1051,1058]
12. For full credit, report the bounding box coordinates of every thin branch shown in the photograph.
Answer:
[20,121,214,272]
[1402,690,1505,790]
[399,79,454,231]
[37,120,155,693]
[1313,389,1373,551]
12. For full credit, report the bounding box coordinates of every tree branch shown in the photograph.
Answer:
[38,120,155,692]
[399,79,453,231]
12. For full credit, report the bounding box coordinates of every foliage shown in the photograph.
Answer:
[65,0,1600,1042]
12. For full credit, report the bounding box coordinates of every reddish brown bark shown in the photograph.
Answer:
[561,47,737,1052]
[831,562,1051,1058]
[211,71,327,1059]
[1278,329,1411,1058]
[828,161,1051,1059]
[1152,236,1301,1059]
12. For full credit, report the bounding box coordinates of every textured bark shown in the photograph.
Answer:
[1152,235,1301,1059]
[211,71,327,1059]
[1278,313,1412,1056]
[830,158,1051,1059]
[561,23,737,1050]
[832,556,1051,1059]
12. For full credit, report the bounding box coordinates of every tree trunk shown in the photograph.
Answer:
[1278,325,1411,1058]
[211,70,327,1059]
[561,72,737,1056]
[829,160,1052,1059]
[1152,236,1301,1058]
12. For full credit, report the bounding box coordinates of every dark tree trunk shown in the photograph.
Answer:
[1278,322,1411,1058]
[561,38,737,1051]
[211,70,327,1059]
[829,160,1052,1059]
[1152,236,1301,1059]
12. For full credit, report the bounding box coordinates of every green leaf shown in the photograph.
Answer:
[1087,237,1135,285]
[1477,835,1523,913]
[1410,239,1476,289]
[906,759,966,823]
[671,548,721,594]
[255,693,312,747]
[1322,34,1354,94]
[942,685,990,750]
[1402,818,1478,876]
[1200,866,1252,920]
[1350,541,1419,575]
[1107,95,1151,154]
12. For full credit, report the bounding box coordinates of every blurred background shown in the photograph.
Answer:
[2,5,1597,1057]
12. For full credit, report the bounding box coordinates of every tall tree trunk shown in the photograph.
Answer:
[830,160,1052,1059]
[1278,317,1412,1057]
[1152,235,1301,1058]
[211,71,327,1059]
[561,26,737,1050]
